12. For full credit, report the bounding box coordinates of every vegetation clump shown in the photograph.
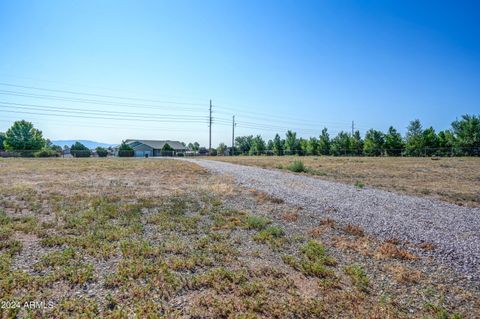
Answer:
[287,160,306,173]
[344,264,369,292]
[283,240,336,278]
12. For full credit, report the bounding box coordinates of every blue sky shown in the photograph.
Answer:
[0,0,479,145]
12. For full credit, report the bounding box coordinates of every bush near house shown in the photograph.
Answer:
[118,141,134,157]
[70,142,91,158]
[96,147,108,157]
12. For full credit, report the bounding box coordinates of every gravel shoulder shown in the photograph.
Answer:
[184,158,480,281]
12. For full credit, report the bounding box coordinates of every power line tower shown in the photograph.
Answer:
[351,120,355,135]
[231,115,236,156]
[209,99,212,154]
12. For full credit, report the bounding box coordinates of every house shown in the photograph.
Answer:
[125,139,188,157]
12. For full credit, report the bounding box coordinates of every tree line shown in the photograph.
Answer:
[0,120,112,157]
[229,114,480,156]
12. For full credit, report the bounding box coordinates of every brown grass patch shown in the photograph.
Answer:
[384,264,422,284]
[331,236,373,256]
[319,218,336,228]
[281,212,299,222]
[416,242,436,251]
[376,243,417,260]
[343,224,365,237]
[308,227,324,238]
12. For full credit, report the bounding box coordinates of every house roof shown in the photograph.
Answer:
[125,139,187,150]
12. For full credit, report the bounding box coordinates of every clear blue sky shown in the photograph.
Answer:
[0,0,479,145]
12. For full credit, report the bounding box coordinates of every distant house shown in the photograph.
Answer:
[125,139,188,157]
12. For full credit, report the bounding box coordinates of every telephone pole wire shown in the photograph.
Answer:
[209,99,212,154]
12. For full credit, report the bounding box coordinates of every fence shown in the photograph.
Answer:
[2,146,479,158]
[226,146,480,157]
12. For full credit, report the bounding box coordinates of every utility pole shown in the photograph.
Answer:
[231,115,236,156]
[351,120,354,135]
[209,99,212,154]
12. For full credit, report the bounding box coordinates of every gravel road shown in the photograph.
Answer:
[185,159,480,281]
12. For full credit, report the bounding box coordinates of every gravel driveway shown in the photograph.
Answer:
[184,159,480,281]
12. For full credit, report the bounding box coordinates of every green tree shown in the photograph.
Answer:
[437,130,456,155]
[384,126,404,156]
[405,119,425,156]
[249,135,266,155]
[285,130,300,155]
[70,141,91,157]
[272,134,284,156]
[306,137,319,155]
[217,143,227,155]
[299,138,308,155]
[0,132,5,151]
[318,128,330,155]
[118,140,134,157]
[330,131,350,156]
[266,139,273,152]
[188,142,200,151]
[235,135,254,154]
[363,129,385,156]
[451,114,480,156]
[4,120,45,151]
[161,143,174,156]
[350,131,364,155]
[96,147,108,157]
[422,126,438,156]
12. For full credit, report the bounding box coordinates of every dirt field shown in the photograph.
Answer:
[209,156,480,207]
[1,158,479,318]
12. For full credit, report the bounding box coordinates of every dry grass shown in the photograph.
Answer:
[210,156,480,206]
[0,158,477,318]
[376,242,418,260]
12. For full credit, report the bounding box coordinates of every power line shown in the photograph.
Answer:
[0,82,207,106]
[0,90,206,113]
[0,101,209,121]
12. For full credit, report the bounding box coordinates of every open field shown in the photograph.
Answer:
[208,156,480,207]
[1,158,479,318]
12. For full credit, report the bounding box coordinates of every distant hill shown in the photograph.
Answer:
[51,140,116,149]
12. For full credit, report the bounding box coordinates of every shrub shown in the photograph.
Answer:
[354,181,364,189]
[245,215,270,230]
[287,160,306,173]
[344,264,369,292]
[34,148,60,157]
[70,142,91,158]
[96,147,108,157]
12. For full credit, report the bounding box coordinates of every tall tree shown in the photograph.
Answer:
[272,133,284,156]
[235,136,254,154]
[384,126,404,156]
[4,120,45,151]
[318,128,330,155]
[451,114,480,156]
[405,119,425,156]
[299,138,308,155]
[363,129,385,156]
[330,131,351,156]
[306,137,319,155]
[216,143,227,155]
[284,130,300,155]
[249,135,266,155]
[349,131,364,155]
[422,126,438,156]
[0,132,5,151]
